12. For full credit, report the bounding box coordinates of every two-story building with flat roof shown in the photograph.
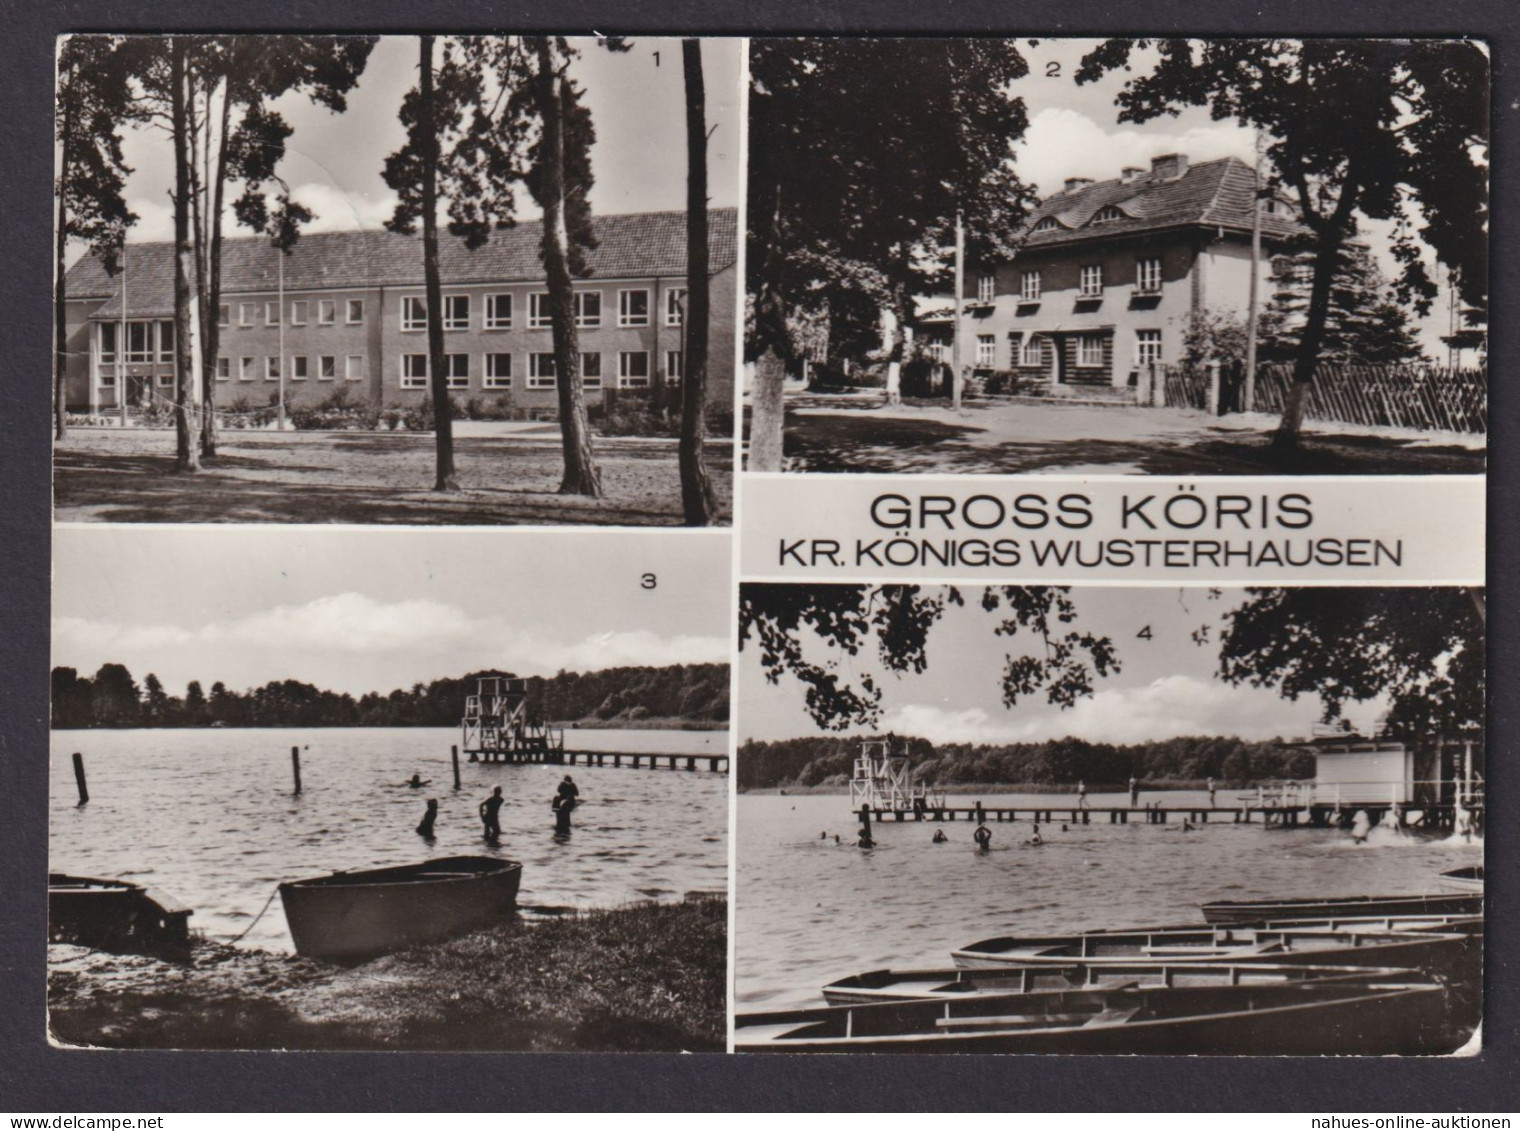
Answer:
[948,154,1309,393]
[61,208,737,417]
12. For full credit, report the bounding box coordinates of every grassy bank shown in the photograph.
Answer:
[49,897,726,1052]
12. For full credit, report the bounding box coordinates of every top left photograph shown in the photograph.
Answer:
[53,34,740,527]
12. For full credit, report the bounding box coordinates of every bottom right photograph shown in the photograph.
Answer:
[732,584,1484,1055]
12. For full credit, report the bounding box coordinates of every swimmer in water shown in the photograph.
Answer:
[834,834,841,844]
[1027,828,1043,846]
[1350,809,1371,844]
[973,823,992,851]
[856,830,875,848]
[405,773,431,788]
[416,798,438,838]
[932,829,948,844]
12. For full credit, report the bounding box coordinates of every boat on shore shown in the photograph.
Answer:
[820,961,1421,1006]
[1438,866,1484,894]
[737,978,1455,1055]
[950,923,1472,978]
[278,856,522,962]
[1201,892,1480,924]
[49,874,193,958]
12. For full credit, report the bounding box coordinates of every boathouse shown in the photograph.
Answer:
[1282,723,1483,809]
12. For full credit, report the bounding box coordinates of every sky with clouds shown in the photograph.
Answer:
[53,527,732,697]
[738,585,1385,747]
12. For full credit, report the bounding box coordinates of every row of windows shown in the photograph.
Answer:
[214,288,689,332]
[975,259,1165,304]
[209,350,685,389]
[397,350,683,391]
[402,289,686,332]
[215,354,368,382]
[224,299,367,329]
[975,328,1164,369]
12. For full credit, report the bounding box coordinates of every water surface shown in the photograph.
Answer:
[51,727,728,952]
[736,791,1481,1008]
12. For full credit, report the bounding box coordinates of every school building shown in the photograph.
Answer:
[934,153,1311,394]
[60,208,737,416]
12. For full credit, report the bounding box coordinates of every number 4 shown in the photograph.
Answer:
[1137,625,1153,640]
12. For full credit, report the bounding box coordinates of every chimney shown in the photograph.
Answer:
[1063,176,1094,193]
[1121,166,1145,183]
[1150,153,1188,180]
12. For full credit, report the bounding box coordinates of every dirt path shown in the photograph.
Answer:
[778,398,1485,476]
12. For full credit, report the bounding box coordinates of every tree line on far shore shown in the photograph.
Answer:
[737,734,1314,793]
[51,662,730,730]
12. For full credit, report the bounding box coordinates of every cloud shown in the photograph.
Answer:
[1017,107,1255,197]
[882,675,1324,746]
[53,595,729,695]
[287,181,400,234]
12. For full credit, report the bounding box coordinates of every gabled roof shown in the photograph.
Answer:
[68,208,738,319]
[1017,158,1309,250]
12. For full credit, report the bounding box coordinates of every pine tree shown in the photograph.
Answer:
[1260,244,1424,365]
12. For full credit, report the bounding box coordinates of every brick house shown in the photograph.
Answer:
[61,208,737,417]
[945,154,1309,393]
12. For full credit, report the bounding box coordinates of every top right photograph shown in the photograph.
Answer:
[743,37,1488,477]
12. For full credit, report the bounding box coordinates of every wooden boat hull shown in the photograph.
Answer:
[821,962,1419,1006]
[951,926,1473,983]
[1202,893,1480,924]
[49,874,192,958]
[1438,867,1484,894]
[738,980,1457,1055]
[279,856,521,961]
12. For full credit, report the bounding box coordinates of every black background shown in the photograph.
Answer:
[2,1,1515,1112]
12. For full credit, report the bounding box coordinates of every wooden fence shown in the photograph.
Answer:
[1158,362,1487,434]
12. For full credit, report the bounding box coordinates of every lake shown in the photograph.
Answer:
[50,727,729,952]
[736,791,1482,1009]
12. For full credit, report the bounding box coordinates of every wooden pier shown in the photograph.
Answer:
[471,746,728,773]
[859,801,1481,832]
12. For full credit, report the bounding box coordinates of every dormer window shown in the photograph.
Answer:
[1092,205,1125,224]
[1032,217,1059,233]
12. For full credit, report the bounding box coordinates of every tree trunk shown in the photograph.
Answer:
[54,90,74,441]
[1272,231,1347,451]
[883,283,907,405]
[170,39,202,473]
[200,76,231,458]
[536,40,601,497]
[419,35,459,490]
[678,39,717,526]
[748,178,788,473]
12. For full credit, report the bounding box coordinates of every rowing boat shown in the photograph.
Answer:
[48,873,192,958]
[278,856,521,961]
[1438,866,1484,894]
[737,978,1455,1055]
[1201,892,1480,924]
[820,961,1421,1006]
[950,924,1471,979]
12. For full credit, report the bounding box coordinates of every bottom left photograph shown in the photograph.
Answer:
[47,526,732,1052]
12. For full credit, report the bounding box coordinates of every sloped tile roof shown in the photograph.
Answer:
[69,208,738,318]
[1019,158,1309,250]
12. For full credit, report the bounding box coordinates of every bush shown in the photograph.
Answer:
[980,369,1042,397]
[289,386,383,431]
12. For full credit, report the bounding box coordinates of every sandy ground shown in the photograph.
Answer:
[775,396,1486,475]
[48,898,726,1052]
[53,427,734,525]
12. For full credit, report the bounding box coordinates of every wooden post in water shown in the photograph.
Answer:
[72,752,88,805]
[451,744,461,790]
[291,745,302,795]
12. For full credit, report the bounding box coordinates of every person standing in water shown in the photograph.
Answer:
[932,829,948,843]
[416,798,438,838]
[480,786,505,840]
[973,822,992,851]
